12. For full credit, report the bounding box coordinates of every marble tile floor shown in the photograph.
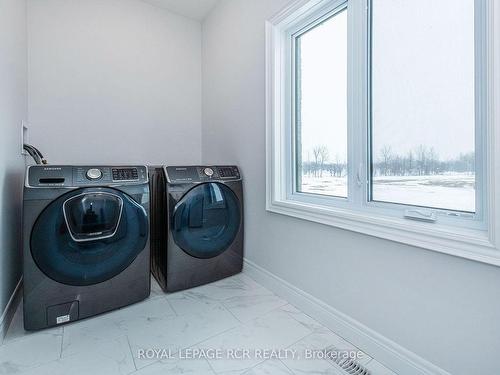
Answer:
[0,274,398,375]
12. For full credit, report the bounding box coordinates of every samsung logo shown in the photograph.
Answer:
[44,167,62,171]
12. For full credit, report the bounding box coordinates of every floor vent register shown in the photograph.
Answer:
[324,346,371,375]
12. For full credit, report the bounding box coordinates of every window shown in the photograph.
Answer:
[370,0,477,214]
[267,0,500,264]
[295,8,348,198]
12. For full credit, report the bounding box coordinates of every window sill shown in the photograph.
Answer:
[266,197,500,266]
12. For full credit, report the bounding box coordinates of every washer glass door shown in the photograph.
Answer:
[172,182,241,258]
[31,187,148,286]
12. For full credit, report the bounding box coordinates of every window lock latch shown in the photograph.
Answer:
[404,209,437,223]
[356,164,364,187]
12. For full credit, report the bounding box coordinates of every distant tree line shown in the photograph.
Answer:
[302,145,347,178]
[373,145,474,177]
[301,145,474,178]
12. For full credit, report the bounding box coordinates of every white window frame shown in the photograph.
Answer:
[266,0,500,265]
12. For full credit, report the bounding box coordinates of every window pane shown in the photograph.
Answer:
[295,9,348,198]
[371,0,476,212]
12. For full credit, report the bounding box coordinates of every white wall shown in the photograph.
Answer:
[28,0,202,165]
[202,1,500,374]
[0,0,27,328]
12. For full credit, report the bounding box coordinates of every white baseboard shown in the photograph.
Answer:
[243,259,450,375]
[0,277,22,341]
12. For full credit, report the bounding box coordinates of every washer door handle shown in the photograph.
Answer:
[62,192,124,242]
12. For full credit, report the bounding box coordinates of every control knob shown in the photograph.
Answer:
[86,168,102,180]
[203,167,214,177]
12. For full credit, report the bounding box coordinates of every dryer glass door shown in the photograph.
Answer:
[31,187,148,286]
[172,182,241,258]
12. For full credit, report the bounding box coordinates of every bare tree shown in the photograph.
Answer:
[311,145,329,177]
[415,144,427,175]
[406,150,414,175]
[428,147,439,175]
[312,147,321,177]
[334,153,343,177]
[318,146,329,177]
[379,145,392,176]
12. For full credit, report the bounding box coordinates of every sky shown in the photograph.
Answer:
[299,0,475,164]
[299,8,347,164]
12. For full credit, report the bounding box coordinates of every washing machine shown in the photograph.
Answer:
[149,165,243,292]
[23,165,150,330]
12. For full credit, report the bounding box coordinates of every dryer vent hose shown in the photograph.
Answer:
[23,144,47,165]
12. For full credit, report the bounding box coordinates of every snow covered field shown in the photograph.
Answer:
[300,174,475,212]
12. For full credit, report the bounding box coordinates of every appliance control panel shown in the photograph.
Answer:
[112,168,139,181]
[166,166,240,183]
[27,165,148,187]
